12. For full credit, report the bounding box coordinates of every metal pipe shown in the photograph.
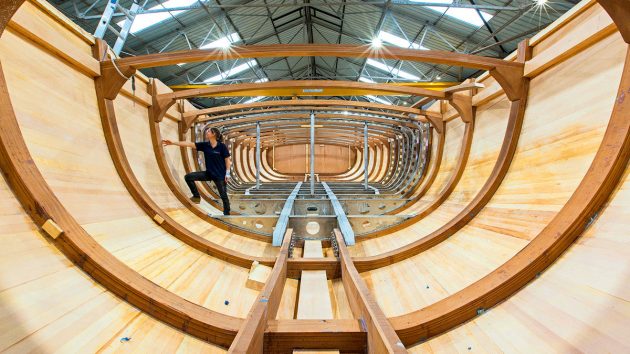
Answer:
[310,111,315,195]
[256,121,261,189]
[364,121,369,189]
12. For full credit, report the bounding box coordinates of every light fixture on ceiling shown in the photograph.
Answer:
[371,37,383,48]
[436,74,442,80]
[535,0,547,5]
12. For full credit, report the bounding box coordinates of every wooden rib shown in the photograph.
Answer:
[200,106,426,123]
[334,230,406,353]
[354,90,527,269]
[114,44,521,69]
[597,0,630,43]
[148,82,273,242]
[386,126,445,215]
[229,229,292,353]
[153,80,448,122]
[105,46,522,103]
[265,319,367,353]
[93,39,271,267]
[390,45,630,345]
[188,99,427,118]
[0,59,241,348]
[0,1,26,37]
[354,40,531,257]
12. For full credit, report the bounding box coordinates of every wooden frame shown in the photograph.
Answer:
[0,1,628,350]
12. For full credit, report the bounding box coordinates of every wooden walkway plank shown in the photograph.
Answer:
[334,230,407,353]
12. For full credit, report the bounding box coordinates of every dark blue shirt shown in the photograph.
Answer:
[195,141,230,179]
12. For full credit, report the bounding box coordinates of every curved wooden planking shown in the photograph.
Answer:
[390,43,630,345]
[148,95,273,242]
[350,41,531,265]
[0,171,226,353]
[353,85,527,270]
[93,41,274,267]
[410,166,630,352]
[0,59,242,347]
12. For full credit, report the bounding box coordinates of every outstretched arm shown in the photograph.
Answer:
[162,140,195,148]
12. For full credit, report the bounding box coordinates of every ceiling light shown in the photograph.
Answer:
[535,0,547,5]
[378,31,428,50]
[117,0,197,34]
[204,60,257,83]
[365,95,392,105]
[366,59,421,81]
[371,37,383,48]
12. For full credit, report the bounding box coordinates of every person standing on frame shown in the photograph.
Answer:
[162,127,231,215]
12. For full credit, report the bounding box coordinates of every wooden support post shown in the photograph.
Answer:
[228,229,292,353]
[334,229,407,353]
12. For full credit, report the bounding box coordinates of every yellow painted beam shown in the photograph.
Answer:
[168,82,459,97]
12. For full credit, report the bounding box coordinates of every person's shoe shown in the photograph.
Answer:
[190,196,201,204]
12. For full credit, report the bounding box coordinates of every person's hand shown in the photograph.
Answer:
[225,175,231,183]
[162,139,173,146]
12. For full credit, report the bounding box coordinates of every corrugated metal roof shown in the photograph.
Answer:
[49,0,577,107]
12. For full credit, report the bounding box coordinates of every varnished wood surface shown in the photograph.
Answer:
[0,172,226,353]
[3,1,628,352]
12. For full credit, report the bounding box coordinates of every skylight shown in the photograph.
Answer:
[366,59,420,81]
[200,33,241,49]
[359,77,376,83]
[411,0,493,27]
[378,31,427,50]
[118,0,198,34]
[204,60,258,83]
[365,95,392,105]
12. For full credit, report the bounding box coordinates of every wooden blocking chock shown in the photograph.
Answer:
[303,240,324,258]
[246,260,272,291]
[153,214,165,225]
[42,219,63,239]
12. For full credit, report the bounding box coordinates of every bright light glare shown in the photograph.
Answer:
[371,37,383,48]
[535,0,547,5]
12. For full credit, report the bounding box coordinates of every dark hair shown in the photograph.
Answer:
[210,127,224,143]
